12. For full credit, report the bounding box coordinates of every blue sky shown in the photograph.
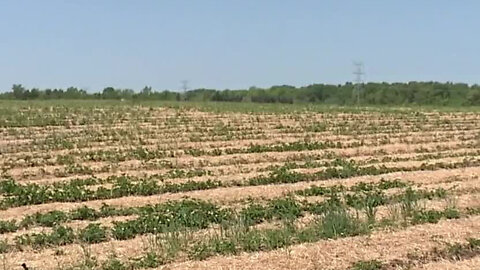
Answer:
[0,1,478,92]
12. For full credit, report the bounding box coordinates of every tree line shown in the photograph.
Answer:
[1,82,480,106]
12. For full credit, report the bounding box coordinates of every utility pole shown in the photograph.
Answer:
[181,80,189,92]
[353,62,364,105]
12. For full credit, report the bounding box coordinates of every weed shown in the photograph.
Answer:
[0,240,9,254]
[189,242,213,260]
[0,220,18,234]
[411,210,443,224]
[101,257,127,270]
[267,197,302,220]
[133,251,163,268]
[239,203,271,226]
[79,223,108,244]
[350,260,383,270]
[16,226,75,248]
[400,187,419,218]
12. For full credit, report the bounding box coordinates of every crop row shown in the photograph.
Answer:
[18,193,473,270]
[1,158,478,209]
[4,125,477,166]
[4,119,475,158]
[0,181,454,242]
[0,179,405,233]
[3,137,479,177]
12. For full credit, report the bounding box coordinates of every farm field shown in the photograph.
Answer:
[1,101,480,270]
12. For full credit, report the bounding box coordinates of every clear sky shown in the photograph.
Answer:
[0,0,478,92]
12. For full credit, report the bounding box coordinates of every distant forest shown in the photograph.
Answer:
[1,82,480,106]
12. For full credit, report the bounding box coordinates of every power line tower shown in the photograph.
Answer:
[352,62,365,105]
[180,80,189,92]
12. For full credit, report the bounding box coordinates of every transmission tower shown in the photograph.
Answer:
[352,62,364,105]
[181,80,189,92]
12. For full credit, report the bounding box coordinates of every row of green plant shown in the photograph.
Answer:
[3,134,478,179]
[263,148,480,172]
[248,157,480,186]
[2,100,479,129]
[0,179,405,234]
[7,110,474,141]
[295,179,407,197]
[295,178,448,202]
[165,135,475,157]
[52,166,211,181]
[58,195,474,270]
[1,157,478,209]
[3,116,476,165]
[0,167,212,195]
[100,186,460,242]
[6,114,473,151]
[1,182,464,251]
[0,101,158,128]
[5,118,471,157]
[0,196,295,250]
[0,176,223,209]
[23,122,269,151]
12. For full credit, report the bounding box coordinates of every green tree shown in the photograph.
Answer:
[12,84,26,99]
[467,89,480,105]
